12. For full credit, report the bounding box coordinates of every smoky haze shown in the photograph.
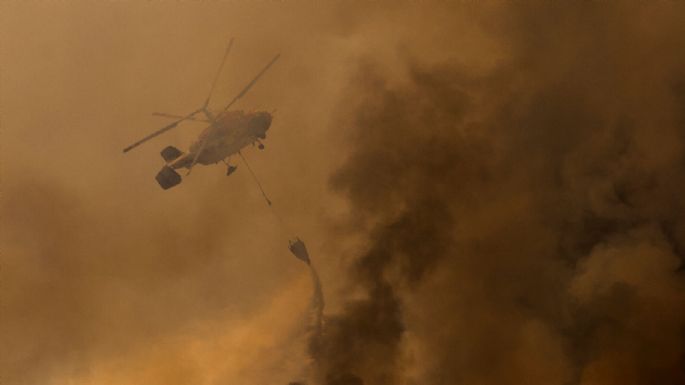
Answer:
[2,1,685,385]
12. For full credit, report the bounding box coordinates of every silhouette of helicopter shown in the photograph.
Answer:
[123,39,280,190]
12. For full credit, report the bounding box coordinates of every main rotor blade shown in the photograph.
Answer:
[123,109,201,153]
[204,39,234,109]
[152,112,210,122]
[222,53,280,112]
[187,52,280,172]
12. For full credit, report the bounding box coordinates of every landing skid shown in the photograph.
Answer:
[222,159,238,176]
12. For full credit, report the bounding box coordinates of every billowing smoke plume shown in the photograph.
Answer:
[316,2,685,385]
[4,2,685,385]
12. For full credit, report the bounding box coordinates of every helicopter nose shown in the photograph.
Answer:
[250,112,271,137]
[259,115,270,138]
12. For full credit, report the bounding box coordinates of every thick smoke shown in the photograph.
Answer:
[318,2,685,385]
[4,2,685,385]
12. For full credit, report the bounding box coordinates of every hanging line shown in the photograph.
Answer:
[238,151,271,206]
[237,151,294,238]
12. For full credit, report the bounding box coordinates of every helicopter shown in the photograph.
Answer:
[123,39,280,190]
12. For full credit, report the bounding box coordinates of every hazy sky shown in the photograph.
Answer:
[2,1,685,385]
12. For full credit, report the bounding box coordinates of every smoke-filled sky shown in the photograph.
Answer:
[2,1,685,385]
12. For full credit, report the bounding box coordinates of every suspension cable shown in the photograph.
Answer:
[238,151,271,206]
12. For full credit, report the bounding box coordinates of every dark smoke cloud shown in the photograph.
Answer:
[319,2,685,385]
[4,1,685,385]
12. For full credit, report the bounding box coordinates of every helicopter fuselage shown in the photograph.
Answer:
[167,110,271,169]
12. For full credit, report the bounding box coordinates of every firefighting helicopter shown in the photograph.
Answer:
[123,39,280,190]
